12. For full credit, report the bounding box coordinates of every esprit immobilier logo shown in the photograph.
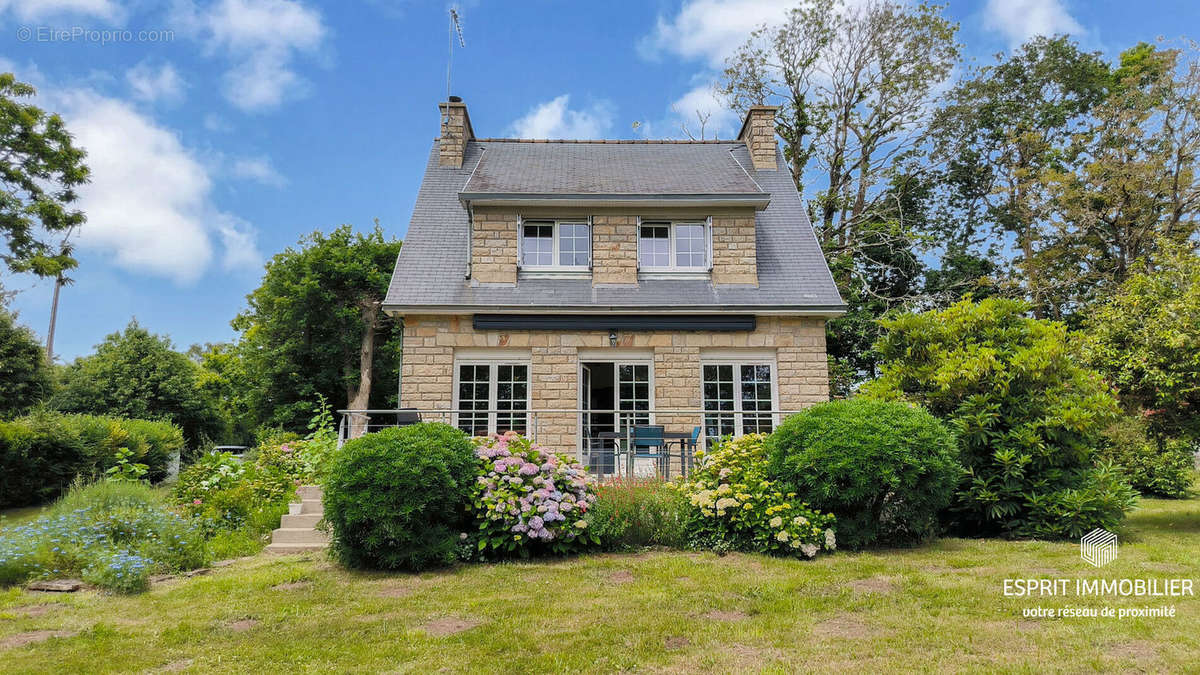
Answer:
[1080,528,1118,567]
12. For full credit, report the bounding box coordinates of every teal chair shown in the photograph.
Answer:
[632,425,668,478]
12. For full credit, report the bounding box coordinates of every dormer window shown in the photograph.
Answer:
[519,219,591,270]
[638,220,710,272]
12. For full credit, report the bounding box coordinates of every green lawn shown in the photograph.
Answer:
[2,494,1198,673]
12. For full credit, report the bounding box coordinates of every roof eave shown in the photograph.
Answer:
[458,192,771,211]
[382,303,847,318]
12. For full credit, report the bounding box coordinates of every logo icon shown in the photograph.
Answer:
[1080,528,1118,567]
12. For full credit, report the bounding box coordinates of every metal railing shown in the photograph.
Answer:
[336,408,805,479]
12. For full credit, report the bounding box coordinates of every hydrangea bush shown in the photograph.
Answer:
[471,432,598,557]
[677,434,836,558]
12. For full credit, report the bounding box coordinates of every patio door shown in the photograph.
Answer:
[616,363,651,431]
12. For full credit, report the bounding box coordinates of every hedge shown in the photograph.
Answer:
[0,411,183,508]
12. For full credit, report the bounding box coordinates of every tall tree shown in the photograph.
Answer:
[0,73,88,278]
[232,224,402,432]
[721,0,959,388]
[189,341,256,444]
[929,36,1111,318]
[1039,43,1200,313]
[53,320,227,447]
[0,305,51,417]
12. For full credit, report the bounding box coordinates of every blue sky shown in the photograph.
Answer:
[1,0,1196,361]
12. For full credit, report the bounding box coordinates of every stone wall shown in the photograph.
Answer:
[399,314,829,458]
[711,214,757,286]
[591,214,637,285]
[470,210,518,284]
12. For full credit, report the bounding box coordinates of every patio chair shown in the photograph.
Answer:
[631,425,668,478]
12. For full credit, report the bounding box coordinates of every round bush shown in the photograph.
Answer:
[766,399,960,549]
[323,423,477,571]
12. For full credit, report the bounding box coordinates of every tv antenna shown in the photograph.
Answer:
[447,7,466,100]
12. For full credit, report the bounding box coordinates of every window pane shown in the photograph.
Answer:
[521,223,554,267]
[638,224,670,268]
[456,364,490,437]
[675,224,706,268]
[740,364,773,434]
[558,223,590,267]
[702,363,736,439]
[618,363,651,429]
[495,365,528,435]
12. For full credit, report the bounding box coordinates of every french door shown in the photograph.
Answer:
[702,362,776,440]
[455,362,529,436]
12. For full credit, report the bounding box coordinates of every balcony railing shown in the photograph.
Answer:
[336,408,805,479]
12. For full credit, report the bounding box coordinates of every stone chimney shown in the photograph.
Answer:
[738,105,779,170]
[438,97,474,168]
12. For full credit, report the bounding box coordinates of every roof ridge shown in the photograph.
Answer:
[473,138,735,144]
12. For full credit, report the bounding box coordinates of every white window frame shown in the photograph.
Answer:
[699,358,779,439]
[516,217,592,272]
[452,358,532,436]
[636,217,712,273]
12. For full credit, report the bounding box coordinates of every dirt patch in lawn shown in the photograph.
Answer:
[847,576,896,595]
[421,617,482,637]
[227,619,258,632]
[1105,640,1160,669]
[813,615,878,639]
[664,636,690,650]
[5,604,58,619]
[160,659,193,672]
[608,570,635,584]
[1140,562,1187,574]
[272,581,311,591]
[0,630,77,649]
[702,610,748,621]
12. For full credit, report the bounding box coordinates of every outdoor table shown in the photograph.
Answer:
[596,431,697,478]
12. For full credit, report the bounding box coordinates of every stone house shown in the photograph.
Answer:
[381,98,844,467]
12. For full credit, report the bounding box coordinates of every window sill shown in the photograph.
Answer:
[518,268,592,280]
[638,269,712,281]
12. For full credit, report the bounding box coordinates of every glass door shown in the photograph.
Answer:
[616,363,651,431]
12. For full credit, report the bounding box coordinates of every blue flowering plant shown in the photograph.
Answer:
[0,480,206,593]
[471,432,599,557]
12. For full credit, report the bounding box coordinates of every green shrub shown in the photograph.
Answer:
[324,423,477,571]
[0,412,182,508]
[0,413,85,508]
[0,480,207,592]
[587,478,688,550]
[864,298,1137,539]
[174,451,293,537]
[1098,420,1195,498]
[766,399,960,549]
[678,435,837,558]
[471,433,598,558]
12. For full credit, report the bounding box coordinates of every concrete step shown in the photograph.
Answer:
[280,513,323,529]
[299,499,324,515]
[297,485,323,501]
[264,542,328,555]
[270,527,330,545]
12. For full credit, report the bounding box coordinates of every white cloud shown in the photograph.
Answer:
[641,0,794,67]
[983,0,1083,47]
[509,95,614,139]
[231,155,286,187]
[126,61,186,103]
[0,0,123,22]
[54,89,260,283]
[670,83,739,139]
[175,0,326,111]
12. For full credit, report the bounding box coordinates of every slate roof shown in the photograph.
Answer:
[384,139,845,313]
[461,141,765,196]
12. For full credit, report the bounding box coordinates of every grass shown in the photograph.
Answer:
[1,494,1198,673]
